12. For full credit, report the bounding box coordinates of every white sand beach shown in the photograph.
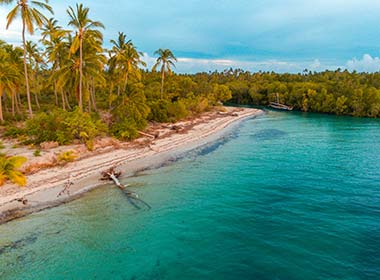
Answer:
[0,107,263,223]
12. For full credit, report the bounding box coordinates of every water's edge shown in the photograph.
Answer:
[0,112,263,224]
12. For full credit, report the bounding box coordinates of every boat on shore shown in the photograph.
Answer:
[268,102,293,111]
[268,93,293,111]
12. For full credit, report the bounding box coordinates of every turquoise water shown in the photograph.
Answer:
[1,111,380,280]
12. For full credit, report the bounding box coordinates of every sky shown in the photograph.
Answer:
[1,0,380,73]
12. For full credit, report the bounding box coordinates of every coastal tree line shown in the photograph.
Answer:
[1,1,380,185]
[220,69,380,117]
[0,1,232,142]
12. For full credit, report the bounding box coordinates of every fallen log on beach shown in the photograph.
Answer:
[138,130,158,139]
[101,167,151,209]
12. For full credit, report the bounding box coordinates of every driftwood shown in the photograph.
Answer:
[16,198,28,205]
[170,125,184,132]
[138,130,158,139]
[101,167,151,209]
[57,177,73,197]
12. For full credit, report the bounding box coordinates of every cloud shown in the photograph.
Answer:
[0,7,41,45]
[346,54,380,72]
[142,53,338,73]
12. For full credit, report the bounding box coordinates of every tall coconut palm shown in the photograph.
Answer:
[5,0,53,118]
[0,46,21,122]
[67,3,104,111]
[54,30,105,112]
[152,48,177,99]
[26,40,44,109]
[3,42,24,117]
[109,32,146,92]
[41,18,70,109]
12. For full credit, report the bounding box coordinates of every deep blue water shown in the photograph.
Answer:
[1,111,380,280]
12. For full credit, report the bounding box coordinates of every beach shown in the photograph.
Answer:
[0,107,263,223]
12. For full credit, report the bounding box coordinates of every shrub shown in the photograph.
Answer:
[167,100,189,122]
[148,100,170,122]
[3,126,26,138]
[25,108,107,149]
[0,155,27,187]
[57,150,77,163]
[111,83,150,140]
[148,100,189,123]
[33,149,41,157]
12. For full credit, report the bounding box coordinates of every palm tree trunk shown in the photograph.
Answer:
[123,72,129,92]
[54,80,58,106]
[11,90,15,117]
[65,91,71,110]
[0,88,3,122]
[3,94,8,113]
[16,92,21,112]
[109,83,113,109]
[61,88,66,110]
[34,66,41,109]
[22,20,33,118]
[88,98,91,112]
[79,34,83,111]
[34,93,40,109]
[91,78,97,111]
[160,68,165,99]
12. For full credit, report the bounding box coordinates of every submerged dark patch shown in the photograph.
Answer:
[0,234,38,256]
[251,128,287,140]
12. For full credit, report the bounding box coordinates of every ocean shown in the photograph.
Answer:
[1,110,380,280]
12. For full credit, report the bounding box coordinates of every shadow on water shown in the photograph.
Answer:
[251,128,288,141]
[0,233,38,256]
[133,129,240,178]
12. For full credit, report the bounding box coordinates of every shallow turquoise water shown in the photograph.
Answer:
[1,111,380,280]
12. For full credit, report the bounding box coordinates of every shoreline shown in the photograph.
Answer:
[0,107,263,224]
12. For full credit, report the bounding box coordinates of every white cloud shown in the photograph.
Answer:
[346,54,380,72]
[309,59,322,71]
[141,53,335,73]
[0,7,40,45]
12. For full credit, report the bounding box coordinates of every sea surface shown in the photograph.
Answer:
[1,111,380,280]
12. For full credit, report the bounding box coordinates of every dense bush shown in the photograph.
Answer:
[25,108,107,149]
[110,83,150,140]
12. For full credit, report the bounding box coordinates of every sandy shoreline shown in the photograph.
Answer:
[0,107,263,224]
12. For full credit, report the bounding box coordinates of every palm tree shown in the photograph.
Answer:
[26,40,44,109]
[109,32,146,92]
[0,155,27,186]
[41,18,70,109]
[3,42,24,117]
[152,49,177,99]
[67,3,104,111]
[5,0,53,118]
[0,47,21,122]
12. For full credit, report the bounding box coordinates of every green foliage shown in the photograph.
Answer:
[0,155,27,186]
[148,99,189,123]
[110,83,150,140]
[167,100,189,121]
[57,150,77,163]
[25,108,107,149]
[3,126,25,138]
[148,100,170,123]
[33,149,41,157]
[226,69,380,117]
[2,4,380,149]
